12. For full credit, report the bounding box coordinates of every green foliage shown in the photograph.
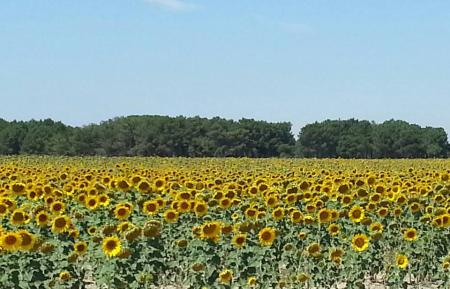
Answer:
[298,119,448,158]
[0,116,448,158]
[0,116,295,158]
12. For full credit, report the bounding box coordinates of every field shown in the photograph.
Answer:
[0,157,449,289]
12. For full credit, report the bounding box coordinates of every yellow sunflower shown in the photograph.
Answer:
[200,221,221,240]
[194,201,208,217]
[327,223,340,236]
[232,234,246,248]
[50,201,65,215]
[163,209,179,223]
[51,215,71,233]
[396,254,409,269]
[0,231,22,251]
[258,227,276,246]
[218,269,233,284]
[348,205,365,223]
[307,242,321,257]
[35,211,50,227]
[317,208,332,223]
[403,228,417,241]
[351,234,369,252]
[74,241,88,255]
[59,271,71,281]
[102,236,122,257]
[10,208,29,226]
[18,230,36,251]
[113,205,131,220]
[142,200,160,215]
[247,276,257,286]
[272,207,285,221]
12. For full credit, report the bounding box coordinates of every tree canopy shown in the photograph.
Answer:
[0,116,447,158]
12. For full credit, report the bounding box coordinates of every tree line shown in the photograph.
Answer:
[0,116,448,158]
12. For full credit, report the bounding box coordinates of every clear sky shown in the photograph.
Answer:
[1,0,449,135]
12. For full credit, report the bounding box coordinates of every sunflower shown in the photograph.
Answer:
[349,205,365,223]
[113,205,131,220]
[154,178,166,190]
[396,254,409,269]
[177,200,191,213]
[272,207,285,221]
[116,179,130,191]
[377,207,389,218]
[68,229,80,239]
[11,182,26,195]
[403,228,417,241]
[50,201,65,215]
[0,231,22,251]
[200,221,221,240]
[163,209,179,223]
[258,227,276,246]
[221,223,233,235]
[10,208,29,226]
[297,272,310,283]
[218,269,233,284]
[409,202,421,213]
[217,197,231,209]
[85,196,99,210]
[318,208,332,223]
[35,211,50,227]
[191,262,205,272]
[327,223,340,236]
[74,241,88,255]
[265,195,279,208]
[18,230,36,251]
[87,226,97,235]
[232,234,246,249]
[98,194,110,206]
[142,200,159,215]
[51,215,71,233]
[194,201,208,217]
[369,222,384,234]
[247,276,257,286]
[117,221,134,234]
[137,180,152,193]
[307,242,321,257]
[329,247,344,262]
[245,208,258,219]
[59,271,71,281]
[285,210,300,223]
[102,236,121,257]
[351,234,369,252]
[0,203,8,217]
[298,231,307,240]
[392,206,403,217]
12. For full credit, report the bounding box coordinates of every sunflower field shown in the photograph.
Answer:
[0,156,449,289]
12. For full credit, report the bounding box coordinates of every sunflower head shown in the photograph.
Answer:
[349,205,365,223]
[396,254,409,269]
[0,232,22,251]
[59,271,71,281]
[258,227,276,246]
[218,269,233,284]
[351,234,370,252]
[51,215,71,233]
[74,241,88,255]
[142,200,159,215]
[232,234,246,248]
[164,209,179,223]
[18,230,36,251]
[403,228,417,241]
[102,236,122,257]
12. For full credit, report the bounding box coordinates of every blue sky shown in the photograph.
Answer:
[1,0,449,135]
